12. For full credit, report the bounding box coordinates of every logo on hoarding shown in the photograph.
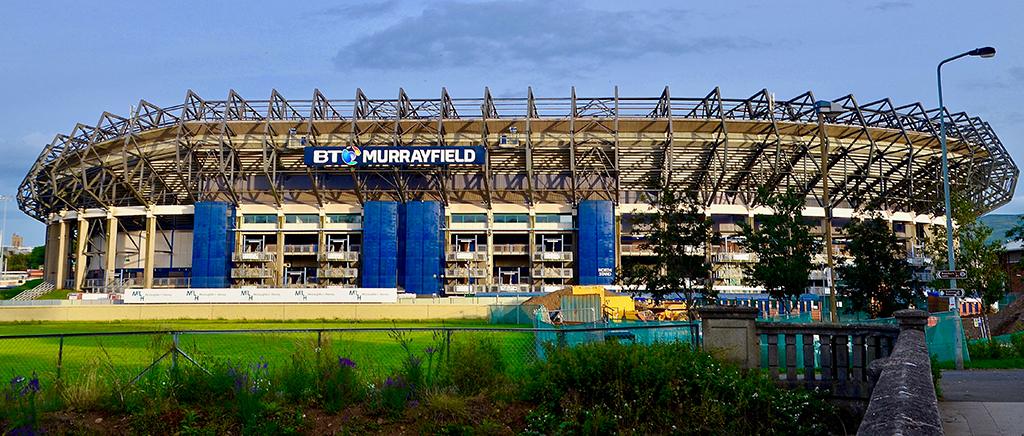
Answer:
[305,146,486,166]
[341,145,361,166]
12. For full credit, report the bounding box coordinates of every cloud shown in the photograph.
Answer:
[867,2,912,11]
[318,0,401,19]
[332,1,767,72]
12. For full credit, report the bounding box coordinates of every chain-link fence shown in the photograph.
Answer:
[0,323,699,391]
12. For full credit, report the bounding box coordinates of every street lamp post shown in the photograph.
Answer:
[0,195,10,274]
[938,46,995,371]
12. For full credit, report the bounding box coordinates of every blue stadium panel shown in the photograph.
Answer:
[578,201,615,285]
[362,201,399,288]
[400,201,442,295]
[364,201,399,288]
[191,202,234,288]
[361,202,380,285]
[397,202,408,289]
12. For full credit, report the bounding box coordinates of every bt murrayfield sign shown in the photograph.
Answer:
[305,146,486,166]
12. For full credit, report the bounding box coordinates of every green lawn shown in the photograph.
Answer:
[0,319,537,385]
[0,278,44,300]
[36,288,76,300]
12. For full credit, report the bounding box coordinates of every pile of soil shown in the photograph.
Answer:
[521,287,573,310]
[521,287,629,311]
[990,294,1024,336]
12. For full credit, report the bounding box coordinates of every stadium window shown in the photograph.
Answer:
[242,214,276,224]
[285,214,318,224]
[894,222,906,233]
[326,214,361,224]
[494,213,528,223]
[536,214,572,223]
[451,214,487,224]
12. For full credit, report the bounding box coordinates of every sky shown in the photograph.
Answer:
[1,0,1022,247]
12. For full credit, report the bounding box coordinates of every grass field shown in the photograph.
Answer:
[0,279,43,300]
[0,318,538,388]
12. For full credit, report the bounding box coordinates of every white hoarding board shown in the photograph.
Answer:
[123,288,398,304]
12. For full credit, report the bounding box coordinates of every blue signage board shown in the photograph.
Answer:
[304,146,486,166]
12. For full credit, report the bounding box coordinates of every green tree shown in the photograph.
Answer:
[929,196,1007,308]
[836,213,913,318]
[27,246,45,269]
[737,187,820,304]
[615,179,719,319]
[5,253,28,271]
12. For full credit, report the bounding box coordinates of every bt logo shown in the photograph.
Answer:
[341,145,361,165]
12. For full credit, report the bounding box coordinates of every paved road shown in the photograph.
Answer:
[940,370,1024,435]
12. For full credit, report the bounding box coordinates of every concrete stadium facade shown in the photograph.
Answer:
[17,87,1019,295]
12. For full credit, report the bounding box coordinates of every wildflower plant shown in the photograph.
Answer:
[4,372,42,436]
[320,354,362,413]
[226,357,272,427]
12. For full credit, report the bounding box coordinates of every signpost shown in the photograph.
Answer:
[938,288,965,298]
[937,270,968,279]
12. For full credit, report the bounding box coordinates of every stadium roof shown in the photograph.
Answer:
[18,87,1018,222]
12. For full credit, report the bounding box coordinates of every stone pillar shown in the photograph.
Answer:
[105,214,118,287]
[893,309,930,332]
[698,305,761,370]
[143,212,156,288]
[54,220,69,288]
[74,218,89,292]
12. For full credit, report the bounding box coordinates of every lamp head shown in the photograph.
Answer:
[968,47,996,58]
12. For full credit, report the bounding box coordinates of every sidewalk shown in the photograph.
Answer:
[939,369,1024,435]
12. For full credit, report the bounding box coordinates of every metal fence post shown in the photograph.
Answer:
[172,332,179,370]
[57,335,65,381]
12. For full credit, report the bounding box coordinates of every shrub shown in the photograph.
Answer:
[1011,332,1024,359]
[524,341,834,435]
[440,335,506,396]
[968,338,1008,360]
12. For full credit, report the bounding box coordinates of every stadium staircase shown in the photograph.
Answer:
[11,281,56,300]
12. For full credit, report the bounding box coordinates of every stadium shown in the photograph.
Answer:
[16,87,1019,300]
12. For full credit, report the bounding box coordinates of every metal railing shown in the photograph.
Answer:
[317,267,359,278]
[318,251,359,262]
[492,244,529,254]
[152,277,191,288]
[489,284,532,293]
[445,251,487,262]
[231,267,273,278]
[620,245,654,255]
[532,268,573,278]
[533,251,573,262]
[445,267,488,278]
[445,284,487,294]
[283,244,317,254]
[232,252,275,262]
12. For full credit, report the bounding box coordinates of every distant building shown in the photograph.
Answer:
[11,234,22,248]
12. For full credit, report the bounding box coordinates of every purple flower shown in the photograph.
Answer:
[424,346,437,355]
[338,357,357,368]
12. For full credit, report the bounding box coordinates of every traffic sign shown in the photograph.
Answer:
[938,289,965,298]
[937,270,968,279]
